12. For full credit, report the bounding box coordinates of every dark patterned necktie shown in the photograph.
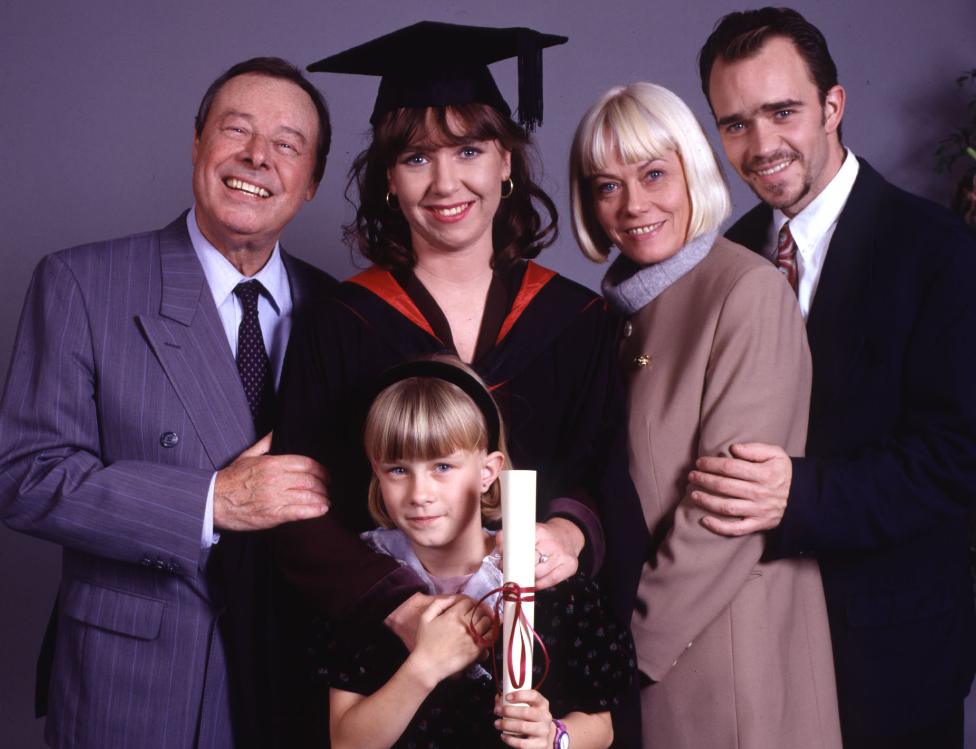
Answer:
[776,222,799,295]
[233,280,275,433]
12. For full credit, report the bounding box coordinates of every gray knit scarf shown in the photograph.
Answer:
[601,230,718,315]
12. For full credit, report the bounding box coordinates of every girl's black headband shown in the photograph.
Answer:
[371,360,501,452]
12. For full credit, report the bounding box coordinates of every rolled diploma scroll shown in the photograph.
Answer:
[500,469,536,699]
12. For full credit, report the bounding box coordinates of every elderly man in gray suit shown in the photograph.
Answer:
[0,57,333,748]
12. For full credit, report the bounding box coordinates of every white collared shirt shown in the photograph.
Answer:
[187,206,293,385]
[765,149,859,320]
[187,207,295,547]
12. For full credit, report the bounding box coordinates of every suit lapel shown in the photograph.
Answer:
[804,162,882,427]
[726,202,773,258]
[137,216,254,471]
[728,164,884,435]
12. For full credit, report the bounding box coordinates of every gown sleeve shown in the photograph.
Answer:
[507,287,647,620]
[271,296,424,622]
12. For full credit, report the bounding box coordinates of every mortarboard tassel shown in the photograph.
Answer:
[516,30,544,131]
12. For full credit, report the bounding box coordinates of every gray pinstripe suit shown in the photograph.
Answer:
[0,214,332,748]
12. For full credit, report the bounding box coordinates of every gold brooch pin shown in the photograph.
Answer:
[633,354,651,368]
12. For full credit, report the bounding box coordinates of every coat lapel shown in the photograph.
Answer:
[804,161,882,429]
[726,202,773,259]
[137,216,254,471]
[728,163,883,436]
[282,250,307,309]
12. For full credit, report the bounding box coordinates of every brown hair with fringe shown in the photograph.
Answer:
[345,103,557,271]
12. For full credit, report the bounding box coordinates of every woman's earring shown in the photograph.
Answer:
[500,177,514,199]
[385,191,400,211]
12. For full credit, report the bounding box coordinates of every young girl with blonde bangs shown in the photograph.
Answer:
[321,358,634,749]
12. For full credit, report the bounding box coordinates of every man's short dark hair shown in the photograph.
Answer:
[698,7,839,112]
[195,57,331,184]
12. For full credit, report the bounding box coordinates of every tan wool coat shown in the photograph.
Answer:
[620,237,842,749]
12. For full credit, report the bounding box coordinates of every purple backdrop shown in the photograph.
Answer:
[2,1,975,745]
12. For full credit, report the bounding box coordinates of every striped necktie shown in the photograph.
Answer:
[776,222,799,295]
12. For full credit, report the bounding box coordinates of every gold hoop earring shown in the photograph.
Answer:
[385,191,400,211]
[500,178,514,199]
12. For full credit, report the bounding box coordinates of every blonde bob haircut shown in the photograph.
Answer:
[364,358,510,529]
[570,81,731,262]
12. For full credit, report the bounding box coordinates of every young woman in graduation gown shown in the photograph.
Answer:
[570,82,842,749]
[269,22,646,746]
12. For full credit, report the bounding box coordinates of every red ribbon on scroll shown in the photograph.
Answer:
[469,581,551,692]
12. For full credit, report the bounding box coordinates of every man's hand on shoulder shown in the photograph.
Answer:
[688,442,792,536]
[213,432,329,531]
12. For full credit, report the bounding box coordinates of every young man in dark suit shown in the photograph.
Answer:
[690,8,976,748]
[0,57,332,748]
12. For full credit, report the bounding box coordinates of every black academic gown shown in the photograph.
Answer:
[273,260,646,625]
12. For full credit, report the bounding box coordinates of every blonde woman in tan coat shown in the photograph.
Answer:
[569,83,842,749]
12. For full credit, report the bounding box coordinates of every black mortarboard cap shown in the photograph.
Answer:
[308,21,568,130]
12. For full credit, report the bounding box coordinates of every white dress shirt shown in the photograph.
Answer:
[187,207,294,546]
[765,149,859,320]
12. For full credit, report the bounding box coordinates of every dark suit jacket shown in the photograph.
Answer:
[0,214,334,748]
[727,159,976,738]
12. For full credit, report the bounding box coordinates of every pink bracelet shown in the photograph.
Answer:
[552,718,569,748]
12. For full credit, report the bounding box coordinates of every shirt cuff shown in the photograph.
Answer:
[201,472,220,548]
